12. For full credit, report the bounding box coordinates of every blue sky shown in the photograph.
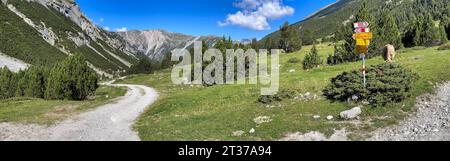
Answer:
[76,0,337,40]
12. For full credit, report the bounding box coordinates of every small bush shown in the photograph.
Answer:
[288,58,300,64]
[257,89,297,104]
[437,44,450,50]
[302,45,322,70]
[323,63,418,107]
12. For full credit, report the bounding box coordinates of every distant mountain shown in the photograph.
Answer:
[0,0,144,76]
[116,30,219,62]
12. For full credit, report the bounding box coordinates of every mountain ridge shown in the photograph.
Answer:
[1,0,142,76]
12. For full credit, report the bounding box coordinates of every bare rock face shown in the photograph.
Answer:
[31,0,136,58]
[34,0,101,40]
[116,30,219,61]
[116,30,197,61]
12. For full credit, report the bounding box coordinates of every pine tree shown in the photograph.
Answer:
[15,70,27,97]
[161,52,174,69]
[303,45,322,70]
[421,13,440,46]
[302,29,315,45]
[439,24,449,44]
[45,54,98,100]
[379,11,403,49]
[0,67,17,99]
[251,38,258,49]
[279,22,302,53]
[264,37,277,50]
[413,16,424,46]
[288,25,302,52]
[23,66,47,98]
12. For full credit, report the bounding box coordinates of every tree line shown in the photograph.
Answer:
[0,54,98,100]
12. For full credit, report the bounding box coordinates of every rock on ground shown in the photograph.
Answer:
[369,82,450,141]
[340,106,362,120]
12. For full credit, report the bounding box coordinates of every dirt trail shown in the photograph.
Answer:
[0,84,158,141]
[369,82,450,141]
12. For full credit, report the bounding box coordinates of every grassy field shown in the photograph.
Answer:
[0,86,127,125]
[117,44,450,141]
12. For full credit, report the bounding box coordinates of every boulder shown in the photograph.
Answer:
[340,106,362,120]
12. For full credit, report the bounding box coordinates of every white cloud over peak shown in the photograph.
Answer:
[220,0,294,31]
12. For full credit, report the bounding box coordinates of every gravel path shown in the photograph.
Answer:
[369,82,450,141]
[0,84,158,141]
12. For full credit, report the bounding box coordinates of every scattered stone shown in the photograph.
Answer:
[326,115,334,120]
[254,116,272,125]
[313,115,321,119]
[249,128,256,134]
[232,131,245,137]
[304,92,311,97]
[289,69,296,73]
[296,92,320,101]
[279,129,348,141]
[340,106,362,120]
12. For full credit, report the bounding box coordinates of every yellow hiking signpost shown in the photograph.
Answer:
[356,39,370,46]
[353,22,373,88]
[353,32,373,40]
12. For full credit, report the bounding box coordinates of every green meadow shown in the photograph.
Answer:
[117,44,450,140]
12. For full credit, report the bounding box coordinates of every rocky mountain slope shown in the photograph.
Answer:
[0,0,141,76]
[116,30,219,61]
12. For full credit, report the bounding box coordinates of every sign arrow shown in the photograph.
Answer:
[353,22,369,28]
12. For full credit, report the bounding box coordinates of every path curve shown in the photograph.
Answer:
[0,84,158,141]
[369,82,450,141]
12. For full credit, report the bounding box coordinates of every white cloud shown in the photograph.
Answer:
[220,0,294,31]
[257,1,294,19]
[219,11,270,31]
[103,26,110,31]
[115,27,128,32]
[234,0,261,10]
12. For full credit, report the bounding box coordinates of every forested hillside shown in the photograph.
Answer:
[260,0,450,48]
[0,0,140,76]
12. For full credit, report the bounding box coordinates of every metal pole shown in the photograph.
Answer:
[362,54,366,88]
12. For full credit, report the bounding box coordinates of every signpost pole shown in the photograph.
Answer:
[362,54,366,88]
